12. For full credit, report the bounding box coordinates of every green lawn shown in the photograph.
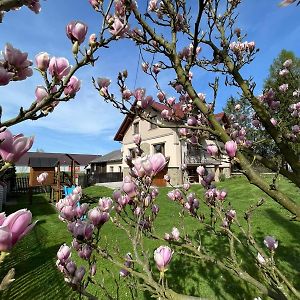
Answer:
[0,177,299,300]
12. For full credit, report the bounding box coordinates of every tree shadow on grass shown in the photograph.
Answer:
[0,197,75,300]
[0,239,74,300]
[143,229,258,300]
[259,208,300,289]
[4,193,57,218]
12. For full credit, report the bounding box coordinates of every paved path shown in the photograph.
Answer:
[95,181,123,189]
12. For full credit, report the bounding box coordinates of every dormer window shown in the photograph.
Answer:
[133,122,139,134]
[150,115,158,129]
[153,143,165,156]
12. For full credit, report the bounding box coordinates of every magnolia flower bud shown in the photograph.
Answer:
[154,246,173,272]
[35,52,50,71]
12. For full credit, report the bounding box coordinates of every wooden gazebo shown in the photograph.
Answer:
[28,157,61,202]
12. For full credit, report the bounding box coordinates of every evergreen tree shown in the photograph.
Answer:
[264,49,300,135]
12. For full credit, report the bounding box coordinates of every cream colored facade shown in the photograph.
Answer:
[106,161,123,173]
[121,115,184,185]
[118,113,231,185]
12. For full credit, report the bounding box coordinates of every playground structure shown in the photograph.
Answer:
[28,155,80,202]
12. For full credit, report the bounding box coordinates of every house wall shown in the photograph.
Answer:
[106,161,123,173]
[119,113,232,186]
[181,138,231,182]
[16,165,87,174]
[121,115,183,185]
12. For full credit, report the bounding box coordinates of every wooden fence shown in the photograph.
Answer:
[87,172,123,185]
[12,177,49,193]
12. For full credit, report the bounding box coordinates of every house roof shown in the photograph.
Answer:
[114,101,229,141]
[15,152,99,167]
[90,150,122,163]
[28,157,59,168]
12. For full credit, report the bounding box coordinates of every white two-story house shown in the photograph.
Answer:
[114,102,231,186]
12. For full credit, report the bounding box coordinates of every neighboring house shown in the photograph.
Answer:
[114,102,231,186]
[88,150,123,184]
[90,150,123,174]
[15,152,99,174]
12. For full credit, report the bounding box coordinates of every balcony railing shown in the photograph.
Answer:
[184,154,221,165]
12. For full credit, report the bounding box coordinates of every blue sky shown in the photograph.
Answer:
[0,0,299,155]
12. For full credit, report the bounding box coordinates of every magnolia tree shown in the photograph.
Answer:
[0,0,300,299]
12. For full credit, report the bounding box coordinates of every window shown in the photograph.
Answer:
[110,166,114,172]
[129,148,137,159]
[150,115,158,129]
[153,143,165,156]
[118,166,122,173]
[133,122,139,134]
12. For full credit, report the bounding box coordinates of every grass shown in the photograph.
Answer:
[0,176,299,300]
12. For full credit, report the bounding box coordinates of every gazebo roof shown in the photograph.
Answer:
[28,157,59,168]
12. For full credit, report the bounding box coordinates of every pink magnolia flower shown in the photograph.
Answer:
[89,33,97,47]
[283,58,293,67]
[49,57,71,80]
[167,97,175,106]
[171,227,180,241]
[57,244,71,262]
[69,220,94,241]
[66,21,88,44]
[109,17,128,38]
[157,91,166,102]
[264,236,278,251]
[179,128,188,136]
[37,172,48,184]
[88,208,109,227]
[35,52,50,71]
[225,140,237,158]
[141,95,154,109]
[0,67,14,86]
[97,77,111,88]
[198,93,206,101]
[141,62,149,72]
[279,69,289,76]
[0,209,36,252]
[279,83,289,92]
[122,89,131,100]
[183,183,190,191]
[35,86,48,102]
[154,245,173,272]
[270,118,277,126]
[161,109,172,120]
[89,0,100,10]
[226,209,236,222]
[132,88,145,101]
[153,63,161,74]
[64,76,81,96]
[122,176,136,198]
[133,134,142,145]
[148,0,158,11]
[164,174,170,182]
[152,204,159,214]
[0,129,34,163]
[3,43,33,81]
[150,153,167,176]
[207,144,218,156]
[257,252,266,265]
[216,189,227,201]
[98,197,113,212]
[196,166,205,176]
[187,116,197,126]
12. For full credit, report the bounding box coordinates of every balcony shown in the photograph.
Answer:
[184,145,221,165]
